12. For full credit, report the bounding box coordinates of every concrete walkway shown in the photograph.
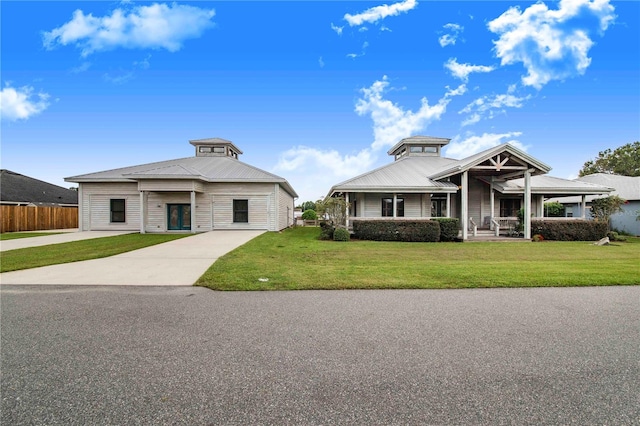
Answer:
[0,230,264,286]
[0,230,134,252]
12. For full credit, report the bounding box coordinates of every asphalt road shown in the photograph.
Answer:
[1,286,639,425]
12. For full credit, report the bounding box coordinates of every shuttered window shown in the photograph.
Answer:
[110,199,126,223]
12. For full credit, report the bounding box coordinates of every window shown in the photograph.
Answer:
[431,195,447,217]
[213,146,225,153]
[110,199,125,223]
[233,199,249,223]
[381,198,404,217]
[199,146,212,153]
[410,146,423,153]
[500,199,521,217]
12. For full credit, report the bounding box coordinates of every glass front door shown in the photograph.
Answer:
[168,204,191,230]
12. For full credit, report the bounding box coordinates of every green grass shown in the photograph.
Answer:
[196,227,640,290]
[1,233,192,273]
[1,232,65,241]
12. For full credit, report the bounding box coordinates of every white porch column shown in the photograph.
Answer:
[190,191,196,234]
[345,192,350,228]
[139,191,146,234]
[489,182,495,230]
[581,195,587,219]
[536,195,544,218]
[393,193,398,218]
[461,171,468,240]
[524,170,531,239]
[446,193,451,218]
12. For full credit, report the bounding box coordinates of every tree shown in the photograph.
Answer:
[297,200,317,211]
[579,141,640,177]
[590,195,625,230]
[544,202,565,217]
[301,209,317,220]
[316,197,349,227]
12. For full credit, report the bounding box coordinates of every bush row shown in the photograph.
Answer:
[352,219,460,242]
[530,220,608,241]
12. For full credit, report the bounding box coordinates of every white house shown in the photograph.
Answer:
[548,173,640,236]
[65,138,298,233]
[327,136,614,240]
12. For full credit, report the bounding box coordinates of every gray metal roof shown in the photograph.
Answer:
[493,175,614,196]
[66,156,298,198]
[547,173,639,203]
[329,156,459,195]
[387,135,451,156]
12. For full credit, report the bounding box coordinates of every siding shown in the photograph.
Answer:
[81,182,139,231]
[468,178,485,226]
[138,180,204,192]
[361,193,426,218]
[277,184,295,230]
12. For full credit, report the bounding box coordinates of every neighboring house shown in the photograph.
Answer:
[548,174,640,236]
[65,138,298,233]
[327,136,613,240]
[0,169,78,207]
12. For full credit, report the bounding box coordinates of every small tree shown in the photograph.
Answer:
[317,197,349,227]
[590,196,625,230]
[301,209,317,220]
[544,202,565,217]
[297,200,317,211]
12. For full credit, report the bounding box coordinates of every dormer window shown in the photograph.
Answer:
[190,138,243,159]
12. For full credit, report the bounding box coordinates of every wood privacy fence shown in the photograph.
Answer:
[0,205,78,233]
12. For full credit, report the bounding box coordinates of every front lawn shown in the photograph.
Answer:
[1,233,192,273]
[196,227,640,290]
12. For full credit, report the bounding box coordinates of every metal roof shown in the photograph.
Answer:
[188,137,243,154]
[493,175,614,196]
[387,135,451,156]
[329,156,459,195]
[547,173,639,203]
[66,156,298,198]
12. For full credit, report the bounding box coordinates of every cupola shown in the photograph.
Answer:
[387,136,451,161]
[189,138,243,159]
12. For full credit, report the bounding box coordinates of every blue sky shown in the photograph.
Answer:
[2,0,638,203]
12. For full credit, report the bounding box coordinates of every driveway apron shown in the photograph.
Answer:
[0,230,264,286]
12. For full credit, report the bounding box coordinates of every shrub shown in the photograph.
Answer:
[333,227,350,242]
[531,220,608,241]
[432,218,460,242]
[607,231,627,242]
[353,220,440,242]
[319,222,335,240]
[543,202,565,217]
[301,209,317,220]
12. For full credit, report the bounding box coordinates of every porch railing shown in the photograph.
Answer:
[490,218,500,236]
[469,217,477,237]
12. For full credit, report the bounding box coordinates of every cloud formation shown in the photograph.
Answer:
[445,132,527,159]
[444,58,495,82]
[330,23,343,35]
[488,0,615,89]
[459,87,531,126]
[43,3,216,56]
[439,23,463,47]
[0,84,50,121]
[355,76,465,150]
[344,0,417,26]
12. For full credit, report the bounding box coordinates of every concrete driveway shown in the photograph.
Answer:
[0,230,264,285]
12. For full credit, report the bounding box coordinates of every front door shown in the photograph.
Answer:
[167,204,191,230]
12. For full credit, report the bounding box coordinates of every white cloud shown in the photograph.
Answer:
[355,76,465,150]
[344,0,417,26]
[445,132,527,159]
[346,41,369,59]
[318,56,325,68]
[444,58,495,82]
[459,87,531,126]
[488,0,615,89]
[43,3,215,56]
[439,23,463,47]
[70,61,92,74]
[0,84,51,121]
[331,22,344,36]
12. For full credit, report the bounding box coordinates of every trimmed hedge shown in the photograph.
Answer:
[353,220,440,242]
[530,220,608,241]
[432,218,460,242]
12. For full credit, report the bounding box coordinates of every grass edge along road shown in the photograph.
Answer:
[1,232,65,241]
[1,233,192,273]
[196,227,640,290]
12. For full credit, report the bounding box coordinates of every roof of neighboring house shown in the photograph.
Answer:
[66,155,298,198]
[547,173,640,203]
[493,175,614,196]
[1,170,78,206]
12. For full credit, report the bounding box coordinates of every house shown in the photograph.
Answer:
[1,169,78,207]
[65,138,298,233]
[548,174,640,236]
[327,136,613,240]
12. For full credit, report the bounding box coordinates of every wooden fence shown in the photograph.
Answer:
[0,205,78,233]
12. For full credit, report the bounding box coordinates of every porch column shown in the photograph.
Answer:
[489,181,495,230]
[393,193,398,218]
[524,169,531,239]
[446,193,451,218]
[345,192,350,228]
[461,171,468,240]
[139,191,146,234]
[536,195,544,218]
[581,195,587,219]
[190,191,196,234]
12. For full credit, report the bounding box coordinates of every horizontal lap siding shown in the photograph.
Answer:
[82,183,139,231]
[362,193,425,218]
[277,185,294,230]
[145,192,213,233]
[213,195,270,230]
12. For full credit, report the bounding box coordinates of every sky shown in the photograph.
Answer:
[1,0,639,203]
